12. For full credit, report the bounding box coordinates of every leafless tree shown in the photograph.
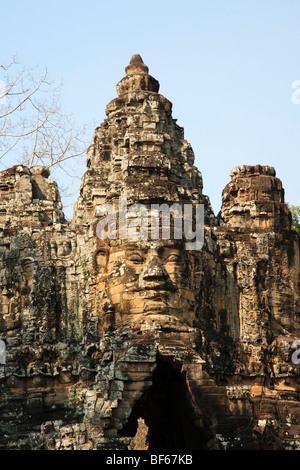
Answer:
[0,56,88,171]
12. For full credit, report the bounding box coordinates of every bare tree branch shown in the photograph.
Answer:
[0,58,89,173]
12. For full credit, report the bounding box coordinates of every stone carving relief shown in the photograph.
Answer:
[0,55,299,451]
[94,238,201,327]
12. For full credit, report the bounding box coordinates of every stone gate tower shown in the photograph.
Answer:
[0,55,299,450]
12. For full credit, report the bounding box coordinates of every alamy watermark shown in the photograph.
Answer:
[95,197,204,250]
[0,340,6,365]
[291,340,300,365]
[291,80,300,104]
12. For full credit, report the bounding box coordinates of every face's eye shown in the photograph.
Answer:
[166,252,180,263]
[96,249,107,267]
[128,253,144,264]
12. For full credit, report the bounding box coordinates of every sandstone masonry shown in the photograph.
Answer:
[0,55,299,450]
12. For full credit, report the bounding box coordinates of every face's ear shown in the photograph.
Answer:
[94,247,109,272]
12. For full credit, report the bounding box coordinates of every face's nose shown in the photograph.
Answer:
[141,251,168,282]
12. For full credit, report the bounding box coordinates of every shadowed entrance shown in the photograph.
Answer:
[120,358,212,450]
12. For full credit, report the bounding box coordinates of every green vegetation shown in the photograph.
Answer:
[287,204,300,235]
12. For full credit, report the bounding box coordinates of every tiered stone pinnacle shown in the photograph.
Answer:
[72,54,216,330]
[74,54,215,229]
[221,164,291,229]
[118,53,160,94]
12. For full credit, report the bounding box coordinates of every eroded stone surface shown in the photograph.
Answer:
[0,56,299,450]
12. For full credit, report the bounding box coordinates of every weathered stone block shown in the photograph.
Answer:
[0,54,299,451]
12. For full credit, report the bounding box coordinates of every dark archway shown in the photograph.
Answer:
[120,358,212,450]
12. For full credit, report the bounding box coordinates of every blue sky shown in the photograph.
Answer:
[1,0,300,218]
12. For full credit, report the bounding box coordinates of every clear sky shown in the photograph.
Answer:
[1,0,300,218]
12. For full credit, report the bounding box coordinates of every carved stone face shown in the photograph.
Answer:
[95,239,200,325]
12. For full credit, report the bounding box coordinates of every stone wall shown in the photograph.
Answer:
[0,55,299,450]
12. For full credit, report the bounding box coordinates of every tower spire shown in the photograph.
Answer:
[116,53,159,95]
[125,54,149,75]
